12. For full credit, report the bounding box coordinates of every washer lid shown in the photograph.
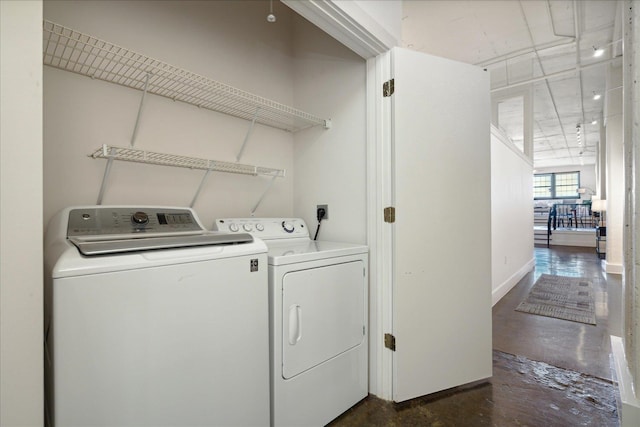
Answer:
[267,240,368,265]
[69,232,254,256]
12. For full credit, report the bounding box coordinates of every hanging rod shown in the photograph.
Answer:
[89,145,286,178]
[43,20,331,132]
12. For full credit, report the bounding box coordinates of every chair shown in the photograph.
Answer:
[555,204,574,228]
[575,205,593,228]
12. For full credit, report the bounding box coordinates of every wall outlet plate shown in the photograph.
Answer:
[317,204,329,220]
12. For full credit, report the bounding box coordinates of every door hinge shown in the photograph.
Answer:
[383,79,395,97]
[384,206,396,223]
[384,333,396,351]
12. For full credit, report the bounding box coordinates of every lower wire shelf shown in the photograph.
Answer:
[89,144,286,177]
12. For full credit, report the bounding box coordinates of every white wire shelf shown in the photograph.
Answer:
[43,20,330,132]
[90,145,286,178]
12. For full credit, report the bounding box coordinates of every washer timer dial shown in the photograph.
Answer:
[282,221,295,233]
[131,211,149,225]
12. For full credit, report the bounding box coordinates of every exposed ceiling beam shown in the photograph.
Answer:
[475,39,575,68]
[518,0,573,163]
[490,56,621,92]
[612,1,623,58]
[547,0,576,38]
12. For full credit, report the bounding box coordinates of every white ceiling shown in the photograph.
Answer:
[401,0,622,169]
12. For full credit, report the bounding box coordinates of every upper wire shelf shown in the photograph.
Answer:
[43,20,330,133]
[90,145,286,178]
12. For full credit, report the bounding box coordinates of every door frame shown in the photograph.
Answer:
[281,0,395,399]
[365,52,394,400]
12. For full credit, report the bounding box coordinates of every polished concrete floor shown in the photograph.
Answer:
[329,246,622,426]
[494,246,622,381]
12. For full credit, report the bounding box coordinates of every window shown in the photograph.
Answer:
[534,174,552,198]
[533,172,580,199]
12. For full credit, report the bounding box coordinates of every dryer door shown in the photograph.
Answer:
[282,260,366,379]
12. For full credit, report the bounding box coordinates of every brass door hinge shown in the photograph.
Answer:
[384,206,396,223]
[383,79,395,97]
[384,333,396,351]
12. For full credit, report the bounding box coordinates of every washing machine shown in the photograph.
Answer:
[214,218,368,426]
[44,206,270,427]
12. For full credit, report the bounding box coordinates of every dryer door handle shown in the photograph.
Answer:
[288,305,302,345]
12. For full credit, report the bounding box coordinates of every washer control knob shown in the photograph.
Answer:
[131,211,149,225]
[229,223,239,232]
[255,223,265,232]
[243,223,254,232]
[282,221,295,233]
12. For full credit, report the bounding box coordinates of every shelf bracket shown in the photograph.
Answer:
[236,107,260,162]
[190,167,213,208]
[250,175,278,217]
[130,72,151,147]
[96,145,116,205]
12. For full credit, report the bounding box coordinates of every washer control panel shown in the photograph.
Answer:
[67,207,203,237]
[214,218,309,240]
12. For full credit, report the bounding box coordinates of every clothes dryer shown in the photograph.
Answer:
[44,206,269,427]
[214,218,368,426]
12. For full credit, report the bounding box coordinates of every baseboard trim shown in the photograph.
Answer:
[605,262,623,275]
[611,336,640,426]
[492,258,535,306]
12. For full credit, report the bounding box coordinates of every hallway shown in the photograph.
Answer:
[330,246,622,426]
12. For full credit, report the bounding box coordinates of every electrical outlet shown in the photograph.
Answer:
[317,204,329,220]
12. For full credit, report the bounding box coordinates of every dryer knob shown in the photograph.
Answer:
[243,224,254,232]
[282,221,295,233]
[229,223,239,232]
[131,211,149,225]
[255,223,265,231]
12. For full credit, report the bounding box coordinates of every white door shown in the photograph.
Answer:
[389,47,493,402]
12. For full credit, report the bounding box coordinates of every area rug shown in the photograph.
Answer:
[515,274,596,325]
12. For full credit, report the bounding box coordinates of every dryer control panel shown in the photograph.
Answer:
[214,218,310,240]
[68,207,203,237]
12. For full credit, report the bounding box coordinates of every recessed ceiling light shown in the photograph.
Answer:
[593,93,601,100]
[591,120,598,125]
[593,47,605,58]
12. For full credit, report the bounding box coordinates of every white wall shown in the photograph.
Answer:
[0,1,44,424]
[597,119,607,198]
[43,0,302,229]
[43,0,368,237]
[605,63,624,274]
[615,2,640,424]
[291,14,367,244]
[491,127,535,305]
